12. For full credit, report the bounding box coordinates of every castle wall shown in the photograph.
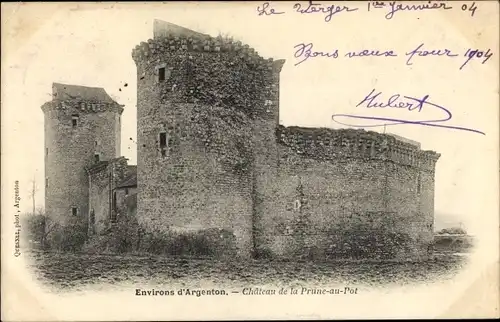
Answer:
[261,126,440,260]
[260,149,390,259]
[418,169,437,254]
[132,37,272,257]
[385,162,428,259]
[88,158,129,235]
[43,102,122,226]
[89,167,110,235]
[252,60,284,255]
[114,187,137,218]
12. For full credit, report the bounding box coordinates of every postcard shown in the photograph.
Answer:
[1,1,499,320]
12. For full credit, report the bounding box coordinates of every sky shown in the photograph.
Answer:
[2,1,498,235]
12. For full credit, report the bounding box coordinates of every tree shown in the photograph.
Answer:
[28,175,39,215]
[24,208,57,250]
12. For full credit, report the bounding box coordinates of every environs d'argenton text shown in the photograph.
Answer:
[135,287,359,297]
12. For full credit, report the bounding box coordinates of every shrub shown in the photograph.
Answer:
[437,227,467,235]
[23,210,62,250]
[48,216,88,252]
[325,224,412,260]
[137,227,237,258]
[23,212,49,250]
[252,247,274,260]
[83,211,238,258]
[83,213,140,254]
[433,235,474,253]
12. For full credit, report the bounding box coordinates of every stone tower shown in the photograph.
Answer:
[132,20,284,257]
[41,83,124,225]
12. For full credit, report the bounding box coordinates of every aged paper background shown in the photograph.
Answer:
[1,1,499,320]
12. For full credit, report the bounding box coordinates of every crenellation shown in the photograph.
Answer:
[132,36,272,69]
[277,125,440,171]
[42,99,124,115]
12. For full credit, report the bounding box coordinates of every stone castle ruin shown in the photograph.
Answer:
[42,20,440,261]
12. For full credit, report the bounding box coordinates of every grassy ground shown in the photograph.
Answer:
[26,250,468,292]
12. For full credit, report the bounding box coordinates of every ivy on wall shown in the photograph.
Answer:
[152,51,273,173]
[190,104,254,174]
[186,54,269,118]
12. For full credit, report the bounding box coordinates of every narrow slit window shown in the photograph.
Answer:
[94,153,100,162]
[112,191,117,211]
[158,67,166,81]
[111,192,117,223]
[72,114,79,127]
[45,148,49,156]
[90,209,96,235]
[71,207,78,216]
[159,132,167,157]
[45,178,49,188]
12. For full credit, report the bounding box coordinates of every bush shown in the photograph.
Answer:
[48,216,88,252]
[82,211,238,258]
[252,247,274,260]
[83,213,140,254]
[137,228,237,258]
[325,225,412,260]
[437,227,467,235]
[23,212,49,250]
[23,210,64,250]
[433,235,474,253]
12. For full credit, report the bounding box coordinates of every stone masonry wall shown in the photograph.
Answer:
[114,187,137,218]
[417,169,437,255]
[261,149,389,259]
[132,33,280,257]
[88,158,129,235]
[264,126,440,260]
[42,100,123,226]
[252,60,284,255]
[89,166,110,235]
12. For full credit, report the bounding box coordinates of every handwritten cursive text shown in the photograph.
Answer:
[294,43,339,66]
[383,1,453,20]
[293,1,359,22]
[405,43,458,66]
[331,89,485,135]
[257,2,285,16]
[257,1,480,20]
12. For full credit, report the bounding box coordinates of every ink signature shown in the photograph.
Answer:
[331,89,485,135]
